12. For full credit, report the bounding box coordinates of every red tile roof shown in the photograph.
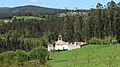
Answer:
[55,40,65,44]
[68,44,77,46]
[48,44,53,46]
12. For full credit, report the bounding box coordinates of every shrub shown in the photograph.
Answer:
[0,53,4,64]
[29,46,49,64]
[88,37,102,44]
[103,36,117,44]
[15,50,29,63]
[0,51,16,65]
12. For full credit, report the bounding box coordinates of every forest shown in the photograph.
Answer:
[0,0,120,66]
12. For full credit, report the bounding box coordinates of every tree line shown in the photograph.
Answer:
[60,0,120,43]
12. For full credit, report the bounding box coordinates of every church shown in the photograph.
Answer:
[48,35,86,51]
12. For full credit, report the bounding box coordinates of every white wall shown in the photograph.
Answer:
[54,43,81,51]
[55,44,68,50]
[68,45,80,50]
[48,46,54,51]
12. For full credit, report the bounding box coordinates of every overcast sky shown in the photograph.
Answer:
[0,0,119,9]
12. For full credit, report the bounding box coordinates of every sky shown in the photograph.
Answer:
[0,0,119,9]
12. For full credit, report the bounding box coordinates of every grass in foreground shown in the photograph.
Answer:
[48,44,120,67]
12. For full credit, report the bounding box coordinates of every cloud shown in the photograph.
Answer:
[28,0,38,3]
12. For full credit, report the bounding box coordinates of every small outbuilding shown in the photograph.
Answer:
[48,44,54,51]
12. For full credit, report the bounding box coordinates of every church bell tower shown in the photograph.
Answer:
[58,35,62,41]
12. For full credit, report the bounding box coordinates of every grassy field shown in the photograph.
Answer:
[48,44,120,67]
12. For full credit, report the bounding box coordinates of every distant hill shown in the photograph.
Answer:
[0,5,65,19]
[0,5,89,19]
[10,5,65,14]
[0,7,10,10]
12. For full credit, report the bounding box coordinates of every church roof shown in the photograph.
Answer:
[55,40,65,44]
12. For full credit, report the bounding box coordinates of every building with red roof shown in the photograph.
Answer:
[48,35,86,51]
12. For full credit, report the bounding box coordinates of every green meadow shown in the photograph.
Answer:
[48,45,120,67]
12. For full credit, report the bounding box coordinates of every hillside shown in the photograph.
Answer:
[0,7,10,10]
[0,5,90,19]
[0,5,65,19]
[9,5,64,13]
[48,45,120,67]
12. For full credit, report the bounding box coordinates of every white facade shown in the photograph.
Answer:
[48,45,54,51]
[55,35,68,50]
[54,43,81,51]
[68,45,80,50]
[55,44,68,50]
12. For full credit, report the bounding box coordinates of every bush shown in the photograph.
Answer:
[0,51,16,65]
[15,50,29,63]
[0,53,4,64]
[29,46,49,64]
[88,37,102,44]
[103,36,117,44]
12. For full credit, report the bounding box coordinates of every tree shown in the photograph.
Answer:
[15,50,29,66]
[29,46,49,65]
[0,51,16,65]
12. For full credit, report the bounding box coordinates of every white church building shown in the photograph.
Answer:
[48,35,85,51]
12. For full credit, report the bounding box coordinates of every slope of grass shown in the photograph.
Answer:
[48,44,120,67]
